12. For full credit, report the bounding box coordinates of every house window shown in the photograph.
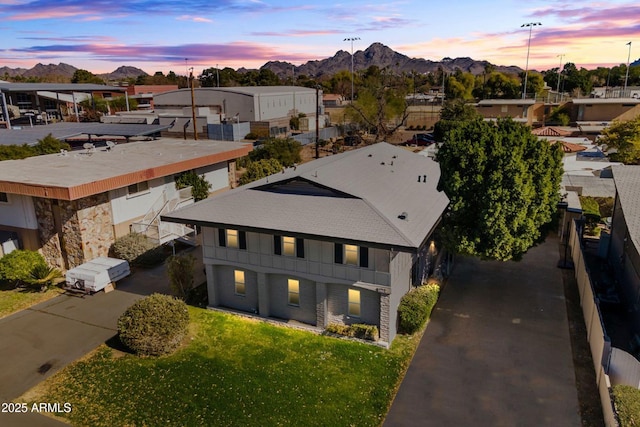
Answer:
[227,229,239,248]
[334,243,368,267]
[283,236,295,256]
[0,192,8,203]
[274,235,304,258]
[218,228,246,249]
[344,244,359,265]
[348,289,361,317]
[288,279,300,306]
[127,181,149,196]
[234,270,245,296]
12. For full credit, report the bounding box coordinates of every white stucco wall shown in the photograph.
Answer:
[0,193,38,229]
[195,162,229,192]
[109,177,171,224]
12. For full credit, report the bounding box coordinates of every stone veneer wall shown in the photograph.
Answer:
[33,193,114,270]
[227,160,237,189]
[62,193,114,269]
[33,197,65,269]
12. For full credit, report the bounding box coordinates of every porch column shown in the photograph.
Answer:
[206,265,218,307]
[379,292,391,344]
[315,282,327,328]
[257,272,269,317]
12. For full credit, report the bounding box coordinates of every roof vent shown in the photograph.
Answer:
[380,161,385,165]
[368,154,373,157]
[398,212,408,220]
[392,155,397,159]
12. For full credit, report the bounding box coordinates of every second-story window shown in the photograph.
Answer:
[334,243,368,268]
[274,235,304,258]
[0,192,8,203]
[218,228,247,250]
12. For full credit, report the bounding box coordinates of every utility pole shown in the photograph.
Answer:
[556,54,564,103]
[189,67,198,140]
[344,37,360,102]
[315,85,320,159]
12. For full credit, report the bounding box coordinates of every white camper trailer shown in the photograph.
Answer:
[65,257,130,293]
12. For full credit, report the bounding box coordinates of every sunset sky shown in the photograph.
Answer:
[1,0,638,75]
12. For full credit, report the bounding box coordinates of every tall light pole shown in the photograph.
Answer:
[624,41,632,95]
[556,54,564,103]
[216,64,220,87]
[521,22,541,100]
[344,37,360,102]
[189,67,198,140]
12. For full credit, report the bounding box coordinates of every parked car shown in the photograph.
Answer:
[405,133,435,146]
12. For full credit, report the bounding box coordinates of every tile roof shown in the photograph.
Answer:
[163,142,450,251]
[612,166,640,255]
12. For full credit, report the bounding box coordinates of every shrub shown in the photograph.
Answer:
[325,323,378,341]
[26,264,65,291]
[239,158,283,185]
[326,323,353,337]
[110,233,167,267]
[166,254,196,299]
[0,250,47,288]
[351,323,379,341]
[613,384,640,427]
[175,170,212,202]
[117,294,190,357]
[398,283,440,334]
[398,291,428,334]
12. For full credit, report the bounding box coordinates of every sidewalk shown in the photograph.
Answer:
[384,236,581,426]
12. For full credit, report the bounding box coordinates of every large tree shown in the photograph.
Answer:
[436,117,563,261]
[599,116,640,164]
[347,65,409,141]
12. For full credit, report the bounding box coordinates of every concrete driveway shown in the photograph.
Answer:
[384,236,581,427]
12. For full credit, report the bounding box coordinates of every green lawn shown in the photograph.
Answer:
[22,307,421,427]
[0,285,64,319]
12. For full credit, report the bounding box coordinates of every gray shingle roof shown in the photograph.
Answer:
[612,166,640,255]
[163,142,450,250]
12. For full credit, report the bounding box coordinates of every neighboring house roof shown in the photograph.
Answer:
[163,142,450,251]
[572,98,640,105]
[477,99,536,105]
[36,91,92,104]
[0,139,252,200]
[562,155,622,176]
[552,140,588,153]
[532,126,573,137]
[612,166,640,256]
[0,83,125,93]
[323,94,343,101]
[561,175,616,198]
[0,122,173,146]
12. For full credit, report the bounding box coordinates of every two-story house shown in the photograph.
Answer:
[163,142,450,346]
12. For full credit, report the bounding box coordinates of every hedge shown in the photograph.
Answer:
[397,283,440,335]
[0,250,47,288]
[613,384,640,427]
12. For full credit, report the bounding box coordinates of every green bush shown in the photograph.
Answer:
[398,283,440,335]
[325,323,378,341]
[326,323,353,337]
[0,250,47,288]
[613,384,640,427]
[351,324,379,341]
[110,233,167,267]
[117,294,190,357]
[26,264,65,291]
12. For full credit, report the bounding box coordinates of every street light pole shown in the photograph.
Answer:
[344,37,360,102]
[624,41,632,95]
[521,22,541,100]
[556,54,564,103]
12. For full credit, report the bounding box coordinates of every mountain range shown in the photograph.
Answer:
[2,42,639,83]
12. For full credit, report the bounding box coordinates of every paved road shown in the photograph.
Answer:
[384,236,582,427]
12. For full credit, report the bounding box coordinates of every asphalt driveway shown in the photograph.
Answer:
[384,235,582,427]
